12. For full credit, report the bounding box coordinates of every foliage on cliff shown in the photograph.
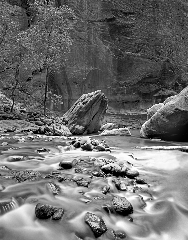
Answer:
[0,0,75,114]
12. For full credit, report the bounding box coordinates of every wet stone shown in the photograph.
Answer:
[125,169,139,179]
[7,156,25,162]
[75,179,91,188]
[91,139,99,146]
[85,212,107,238]
[92,170,105,177]
[34,121,44,126]
[35,203,64,220]
[0,165,11,171]
[114,230,126,239]
[101,163,122,176]
[59,159,77,169]
[81,143,93,151]
[94,158,107,167]
[73,141,81,148]
[13,170,42,183]
[52,208,64,220]
[112,196,133,216]
[57,175,67,182]
[74,168,83,173]
[113,179,127,191]
[46,182,61,195]
[135,177,147,184]
[119,182,128,191]
[35,203,55,219]
[71,139,77,145]
[37,148,50,153]
[102,185,110,194]
[93,144,106,152]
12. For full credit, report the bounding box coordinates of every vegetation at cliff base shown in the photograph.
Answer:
[0,0,76,115]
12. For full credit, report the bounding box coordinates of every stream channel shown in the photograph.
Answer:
[0,132,187,240]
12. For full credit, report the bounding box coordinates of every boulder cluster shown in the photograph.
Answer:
[70,137,111,152]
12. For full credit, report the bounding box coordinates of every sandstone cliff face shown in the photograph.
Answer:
[8,0,188,112]
[49,0,188,112]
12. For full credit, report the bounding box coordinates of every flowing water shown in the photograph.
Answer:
[0,132,187,240]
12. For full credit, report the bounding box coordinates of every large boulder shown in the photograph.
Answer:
[63,91,108,135]
[140,86,188,140]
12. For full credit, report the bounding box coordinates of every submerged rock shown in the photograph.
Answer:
[112,196,133,216]
[0,198,19,215]
[114,231,127,239]
[85,212,107,238]
[63,90,108,135]
[46,182,61,195]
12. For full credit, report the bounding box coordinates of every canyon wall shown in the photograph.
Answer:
[8,0,188,112]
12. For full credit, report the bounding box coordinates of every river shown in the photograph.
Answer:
[0,132,187,240]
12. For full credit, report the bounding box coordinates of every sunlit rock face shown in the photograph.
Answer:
[8,0,188,111]
[63,90,108,135]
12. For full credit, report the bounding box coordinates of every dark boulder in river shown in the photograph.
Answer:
[85,212,107,238]
[112,196,133,216]
[141,86,188,141]
[63,90,108,135]
[35,203,64,220]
